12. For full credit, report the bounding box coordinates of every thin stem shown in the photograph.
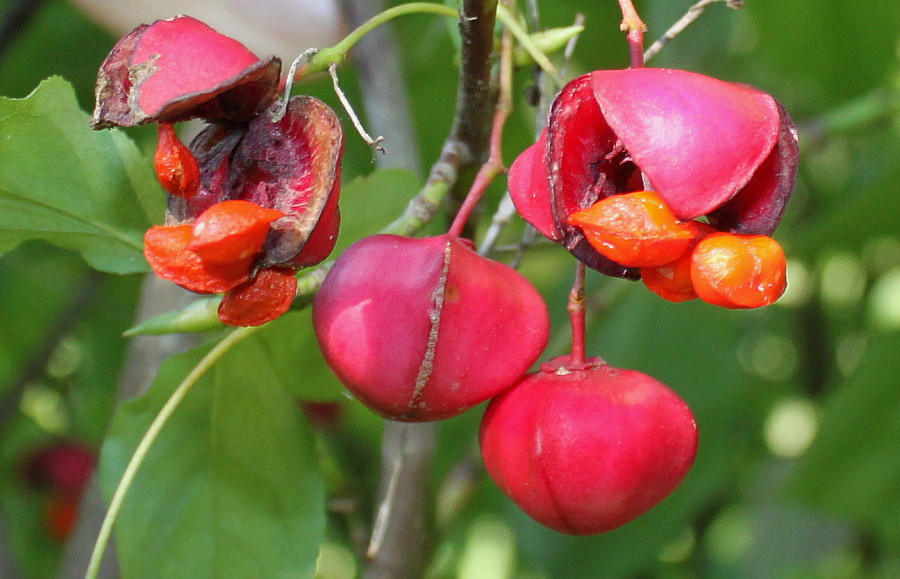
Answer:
[448,3,515,238]
[84,326,259,579]
[644,0,743,63]
[495,4,563,86]
[328,63,386,154]
[296,3,459,80]
[616,0,647,68]
[567,262,587,367]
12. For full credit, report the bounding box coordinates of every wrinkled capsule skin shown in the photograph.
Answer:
[167,96,344,269]
[313,234,550,421]
[92,15,281,128]
[479,356,697,535]
[509,68,798,278]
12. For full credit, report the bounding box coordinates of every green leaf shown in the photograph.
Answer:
[335,167,424,252]
[0,77,163,274]
[100,341,326,578]
[241,311,346,401]
[786,332,900,546]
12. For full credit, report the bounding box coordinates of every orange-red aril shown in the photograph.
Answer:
[641,221,715,302]
[568,191,695,268]
[143,224,253,294]
[690,232,787,309]
[188,200,284,263]
[218,267,298,327]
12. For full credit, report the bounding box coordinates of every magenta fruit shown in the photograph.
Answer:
[479,356,698,535]
[313,234,549,421]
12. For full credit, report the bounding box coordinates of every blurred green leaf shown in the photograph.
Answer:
[335,167,424,251]
[787,332,900,548]
[791,160,900,255]
[100,341,325,578]
[237,310,345,401]
[0,77,162,274]
[745,0,900,109]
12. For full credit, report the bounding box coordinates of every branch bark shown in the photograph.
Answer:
[353,1,498,577]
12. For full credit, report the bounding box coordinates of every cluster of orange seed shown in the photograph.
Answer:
[569,191,787,308]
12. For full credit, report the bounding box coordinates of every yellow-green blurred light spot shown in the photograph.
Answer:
[868,268,900,331]
[658,526,696,563]
[46,336,84,379]
[764,397,819,458]
[777,259,812,307]
[836,333,868,377]
[315,540,357,579]
[705,508,753,564]
[456,517,516,579]
[819,252,866,308]
[738,333,798,382]
[20,384,67,434]
[806,137,850,194]
[862,236,900,274]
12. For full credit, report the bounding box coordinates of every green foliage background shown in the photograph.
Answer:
[0,0,899,577]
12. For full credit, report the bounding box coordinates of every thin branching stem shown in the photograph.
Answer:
[644,0,744,63]
[448,2,515,239]
[617,0,647,68]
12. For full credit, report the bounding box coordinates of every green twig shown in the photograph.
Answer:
[295,2,459,80]
[496,4,563,86]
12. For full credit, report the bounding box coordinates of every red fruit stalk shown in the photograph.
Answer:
[479,356,697,535]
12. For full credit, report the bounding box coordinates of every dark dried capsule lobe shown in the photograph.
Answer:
[547,74,639,279]
[707,100,799,235]
[167,123,247,224]
[228,96,344,268]
[92,15,281,128]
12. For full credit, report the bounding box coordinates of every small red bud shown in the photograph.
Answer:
[154,123,200,199]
